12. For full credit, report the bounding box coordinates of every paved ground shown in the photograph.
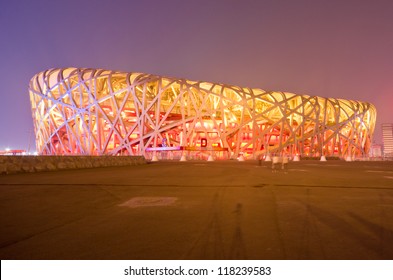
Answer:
[0,160,393,260]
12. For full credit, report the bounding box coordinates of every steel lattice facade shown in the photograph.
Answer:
[29,67,376,159]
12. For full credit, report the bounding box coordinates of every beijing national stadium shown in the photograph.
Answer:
[28,67,376,160]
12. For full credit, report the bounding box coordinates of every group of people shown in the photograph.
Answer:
[257,154,290,171]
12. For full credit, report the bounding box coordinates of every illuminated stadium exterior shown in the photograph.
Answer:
[29,67,376,160]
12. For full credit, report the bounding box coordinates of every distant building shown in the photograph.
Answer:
[369,143,382,157]
[382,123,393,157]
[0,149,26,155]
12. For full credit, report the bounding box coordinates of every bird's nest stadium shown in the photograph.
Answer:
[29,67,376,160]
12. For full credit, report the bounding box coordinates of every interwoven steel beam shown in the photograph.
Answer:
[29,67,376,159]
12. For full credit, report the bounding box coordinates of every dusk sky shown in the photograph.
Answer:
[1,0,392,151]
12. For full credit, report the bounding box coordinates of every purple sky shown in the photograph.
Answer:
[1,0,392,151]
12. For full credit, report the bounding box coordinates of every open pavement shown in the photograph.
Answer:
[1,160,393,259]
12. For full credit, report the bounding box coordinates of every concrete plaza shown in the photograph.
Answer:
[0,160,393,259]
